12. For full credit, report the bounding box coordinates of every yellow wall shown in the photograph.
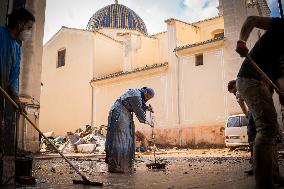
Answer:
[194,17,224,41]
[130,35,159,68]
[175,17,224,47]
[98,28,145,42]
[176,21,199,46]
[93,32,164,77]
[93,33,123,77]
[157,32,169,63]
[40,28,94,135]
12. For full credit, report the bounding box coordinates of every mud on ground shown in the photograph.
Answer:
[17,148,284,188]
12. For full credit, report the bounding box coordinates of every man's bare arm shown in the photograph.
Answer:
[239,16,273,42]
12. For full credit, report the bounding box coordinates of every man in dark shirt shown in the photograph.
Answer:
[236,16,284,189]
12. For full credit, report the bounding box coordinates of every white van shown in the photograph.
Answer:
[225,114,249,148]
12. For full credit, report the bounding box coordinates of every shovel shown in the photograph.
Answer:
[0,86,103,186]
[146,111,166,169]
[246,55,284,97]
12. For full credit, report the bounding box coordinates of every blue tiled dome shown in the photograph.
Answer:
[87,3,148,35]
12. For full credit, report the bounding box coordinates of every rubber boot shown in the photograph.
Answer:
[254,142,276,189]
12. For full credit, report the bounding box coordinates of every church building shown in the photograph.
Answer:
[40,0,278,145]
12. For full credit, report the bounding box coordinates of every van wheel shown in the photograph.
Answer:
[229,147,236,151]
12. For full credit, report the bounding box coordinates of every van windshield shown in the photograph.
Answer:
[227,116,248,127]
[227,117,240,127]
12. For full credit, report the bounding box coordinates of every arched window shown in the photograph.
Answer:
[211,29,224,38]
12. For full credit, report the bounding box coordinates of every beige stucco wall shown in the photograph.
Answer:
[94,31,163,76]
[174,42,228,145]
[98,28,145,42]
[40,28,94,135]
[194,17,224,41]
[221,0,266,116]
[179,48,226,126]
[130,35,159,68]
[156,32,169,63]
[167,2,264,145]
[175,17,224,47]
[176,21,199,46]
[93,33,123,77]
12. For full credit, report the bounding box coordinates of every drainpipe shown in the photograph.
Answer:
[175,51,182,146]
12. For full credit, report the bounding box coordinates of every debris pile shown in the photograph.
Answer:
[40,125,107,154]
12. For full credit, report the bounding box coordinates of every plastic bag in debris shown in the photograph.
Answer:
[53,136,65,143]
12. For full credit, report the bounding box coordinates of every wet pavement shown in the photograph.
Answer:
[16,148,284,188]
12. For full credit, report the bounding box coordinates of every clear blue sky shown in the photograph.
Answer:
[270,0,284,17]
[43,0,283,44]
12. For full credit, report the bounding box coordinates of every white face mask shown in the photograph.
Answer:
[19,29,32,42]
